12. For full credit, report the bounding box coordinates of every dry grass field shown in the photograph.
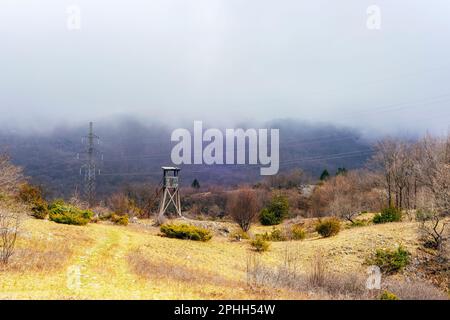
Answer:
[0,215,446,300]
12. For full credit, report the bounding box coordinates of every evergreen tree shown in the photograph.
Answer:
[191,178,200,189]
[336,167,347,176]
[320,169,330,181]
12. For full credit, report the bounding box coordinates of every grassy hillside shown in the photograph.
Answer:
[2,215,440,300]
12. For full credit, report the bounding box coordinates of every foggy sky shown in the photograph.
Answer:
[1,0,449,136]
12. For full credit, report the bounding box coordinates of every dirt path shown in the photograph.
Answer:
[67,225,144,299]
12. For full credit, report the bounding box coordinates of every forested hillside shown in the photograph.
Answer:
[0,118,372,199]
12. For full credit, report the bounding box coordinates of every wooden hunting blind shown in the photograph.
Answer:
[157,166,182,219]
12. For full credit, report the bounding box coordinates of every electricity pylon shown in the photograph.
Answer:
[79,122,101,207]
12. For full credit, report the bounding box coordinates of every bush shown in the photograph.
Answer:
[17,184,43,204]
[291,224,306,240]
[111,214,129,226]
[17,183,50,220]
[160,223,212,241]
[229,230,250,241]
[373,207,402,224]
[349,220,367,227]
[259,194,289,226]
[315,218,341,237]
[260,228,287,241]
[379,290,399,300]
[48,201,93,226]
[31,200,48,219]
[415,209,433,222]
[250,237,270,252]
[367,246,410,274]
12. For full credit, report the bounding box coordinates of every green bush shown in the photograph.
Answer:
[367,246,410,274]
[348,220,367,228]
[160,223,212,241]
[48,201,93,226]
[259,194,289,226]
[111,214,129,226]
[250,237,270,252]
[373,207,402,224]
[379,290,399,300]
[31,200,48,219]
[260,228,287,241]
[291,224,306,240]
[315,218,341,237]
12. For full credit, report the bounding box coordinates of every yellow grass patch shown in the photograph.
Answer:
[0,216,420,299]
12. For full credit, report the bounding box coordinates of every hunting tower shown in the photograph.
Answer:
[157,167,182,220]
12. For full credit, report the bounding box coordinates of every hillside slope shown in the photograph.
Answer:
[0,217,429,299]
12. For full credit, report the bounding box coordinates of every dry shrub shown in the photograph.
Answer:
[307,250,327,287]
[384,279,447,300]
[107,192,132,215]
[246,248,370,299]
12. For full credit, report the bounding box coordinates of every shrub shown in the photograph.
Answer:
[291,224,306,240]
[349,220,367,227]
[250,237,270,252]
[17,184,43,204]
[384,279,447,300]
[229,230,250,241]
[367,246,410,274]
[31,200,48,219]
[259,194,289,226]
[379,290,399,300]
[373,207,402,224]
[111,214,129,226]
[315,218,341,238]
[415,209,433,222]
[17,183,50,220]
[48,201,93,226]
[260,228,287,241]
[160,223,212,241]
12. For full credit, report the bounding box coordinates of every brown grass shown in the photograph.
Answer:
[127,248,235,287]
[246,247,371,299]
[1,218,93,273]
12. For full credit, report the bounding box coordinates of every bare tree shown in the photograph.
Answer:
[371,138,398,207]
[371,139,419,211]
[227,188,259,232]
[327,174,363,223]
[415,135,450,255]
[0,153,24,194]
[0,205,21,265]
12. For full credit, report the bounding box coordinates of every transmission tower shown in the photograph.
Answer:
[79,122,101,207]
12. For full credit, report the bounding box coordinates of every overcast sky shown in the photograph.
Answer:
[0,0,449,135]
